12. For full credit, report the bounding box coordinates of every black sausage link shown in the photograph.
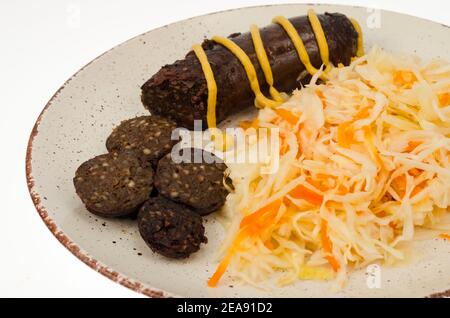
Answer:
[141,12,358,129]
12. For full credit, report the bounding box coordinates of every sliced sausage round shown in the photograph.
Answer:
[138,196,207,259]
[106,115,177,167]
[73,152,154,217]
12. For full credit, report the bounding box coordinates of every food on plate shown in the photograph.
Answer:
[106,115,177,168]
[154,148,230,215]
[74,8,369,272]
[208,47,450,288]
[73,152,154,217]
[73,7,449,290]
[138,196,207,258]
[141,11,361,129]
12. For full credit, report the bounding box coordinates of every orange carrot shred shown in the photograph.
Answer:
[208,199,283,287]
[279,144,289,155]
[239,120,252,130]
[264,239,275,249]
[362,126,383,167]
[377,211,387,218]
[288,184,323,205]
[316,90,327,107]
[279,134,289,155]
[207,230,247,287]
[439,234,450,241]
[392,175,406,197]
[207,252,233,287]
[320,220,340,272]
[276,108,299,125]
[393,70,417,89]
[354,107,371,120]
[239,119,259,130]
[337,184,348,195]
[389,221,398,230]
[405,141,421,152]
[411,181,427,197]
[240,199,282,228]
[408,168,422,177]
[392,175,426,198]
[337,122,353,148]
[306,177,330,192]
[438,92,450,107]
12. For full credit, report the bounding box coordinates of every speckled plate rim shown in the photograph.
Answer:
[26,3,450,298]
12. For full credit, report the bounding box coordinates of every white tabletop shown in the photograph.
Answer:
[1,0,448,297]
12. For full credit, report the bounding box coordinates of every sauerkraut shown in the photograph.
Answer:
[209,47,450,288]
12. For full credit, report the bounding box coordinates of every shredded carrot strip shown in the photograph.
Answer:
[438,92,450,107]
[246,203,282,236]
[320,220,340,272]
[411,180,427,197]
[239,119,259,130]
[239,120,252,130]
[276,108,299,125]
[288,184,323,205]
[354,107,371,120]
[316,90,327,107]
[240,199,283,228]
[405,141,421,152]
[439,233,450,241]
[337,109,374,149]
[393,70,417,89]
[408,168,422,177]
[207,230,247,287]
[362,126,383,167]
[208,199,283,287]
[280,143,289,155]
[279,134,289,155]
[337,184,348,195]
[317,173,334,180]
[389,221,398,231]
[392,175,406,197]
[392,175,426,198]
[327,256,341,273]
[337,122,353,148]
[264,239,275,249]
[295,131,303,158]
[306,177,330,192]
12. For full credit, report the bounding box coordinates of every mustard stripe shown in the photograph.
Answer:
[250,25,284,102]
[350,18,364,57]
[194,11,364,134]
[272,16,321,77]
[192,44,218,128]
[307,9,331,73]
[212,35,281,109]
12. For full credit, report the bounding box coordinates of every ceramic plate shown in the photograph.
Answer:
[26,4,450,297]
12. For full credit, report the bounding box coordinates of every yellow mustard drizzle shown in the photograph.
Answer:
[350,18,364,57]
[192,10,364,146]
[249,25,284,102]
[307,9,331,73]
[272,15,324,79]
[192,44,231,151]
[212,35,282,109]
[192,44,218,129]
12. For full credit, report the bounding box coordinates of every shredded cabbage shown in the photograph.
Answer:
[214,47,450,289]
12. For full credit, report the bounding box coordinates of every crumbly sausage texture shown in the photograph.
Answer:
[138,196,207,259]
[154,148,229,215]
[73,152,154,217]
[106,115,178,167]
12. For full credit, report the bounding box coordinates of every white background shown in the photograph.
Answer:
[0,0,448,298]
